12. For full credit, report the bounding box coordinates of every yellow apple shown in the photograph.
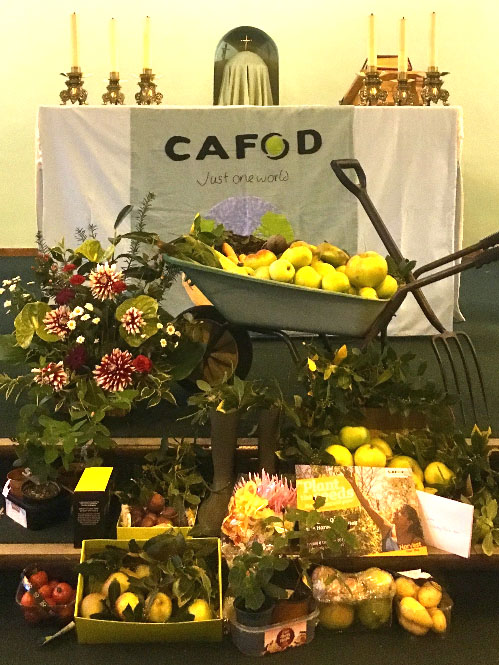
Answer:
[424,487,438,495]
[325,444,354,466]
[254,265,271,280]
[336,265,347,274]
[188,598,213,622]
[424,461,455,487]
[102,571,130,597]
[290,240,317,252]
[376,275,398,299]
[388,455,424,482]
[243,249,277,270]
[339,425,370,451]
[354,443,387,467]
[115,592,141,620]
[412,473,425,491]
[318,602,355,630]
[322,271,350,293]
[370,437,393,460]
[359,287,379,300]
[281,246,313,269]
[269,258,295,283]
[347,286,358,296]
[311,260,336,279]
[346,251,388,289]
[146,592,172,622]
[80,592,107,618]
[316,242,350,267]
[294,266,322,289]
[120,564,151,579]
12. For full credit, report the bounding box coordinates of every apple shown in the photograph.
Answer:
[359,287,378,300]
[53,582,73,605]
[339,426,370,451]
[376,275,398,299]
[347,286,358,296]
[80,592,107,618]
[146,591,172,622]
[188,598,213,622]
[38,584,53,600]
[29,570,48,589]
[325,444,353,466]
[424,487,438,495]
[294,266,322,289]
[316,242,350,267]
[290,240,317,252]
[311,260,336,279]
[280,246,313,269]
[318,601,355,630]
[120,564,151,579]
[336,265,347,274]
[354,443,387,467]
[370,437,393,460]
[243,249,277,270]
[269,258,295,283]
[115,592,141,621]
[102,571,130,597]
[412,473,425,491]
[345,251,388,289]
[147,492,165,514]
[254,265,271,280]
[424,461,455,487]
[322,271,350,293]
[388,455,424,482]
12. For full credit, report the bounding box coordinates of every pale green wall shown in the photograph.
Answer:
[1,0,498,247]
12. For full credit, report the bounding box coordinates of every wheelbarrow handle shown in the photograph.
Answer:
[477,230,499,250]
[330,159,367,197]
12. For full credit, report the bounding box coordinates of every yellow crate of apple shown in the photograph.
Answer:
[219,239,398,301]
[394,574,453,636]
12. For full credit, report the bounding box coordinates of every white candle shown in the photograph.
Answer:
[110,17,118,74]
[429,11,437,68]
[143,16,151,70]
[368,13,376,68]
[398,17,407,75]
[70,12,79,69]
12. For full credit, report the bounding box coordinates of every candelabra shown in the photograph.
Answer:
[393,73,416,106]
[103,72,125,105]
[359,66,387,106]
[135,69,163,105]
[60,67,87,105]
[421,67,450,106]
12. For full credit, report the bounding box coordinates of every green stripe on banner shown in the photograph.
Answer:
[130,106,356,316]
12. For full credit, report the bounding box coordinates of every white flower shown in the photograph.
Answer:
[92,317,100,325]
[84,303,94,311]
[71,306,84,318]
[94,338,99,344]
[67,320,76,330]
[81,313,90,321]
[157,322,164,329]
[140,334,147,338]
[9,284,16,292]
[175,330,181,337]
[27,281,35,285]
[4,300,11,308]
[2,280,11,286]
[13,276,21,282]
[160,338,167,347]
[0,288,4,294]
[76,336,85,344]
[166,324,176,336]
[174,341,179,348]
[22,294,30,298]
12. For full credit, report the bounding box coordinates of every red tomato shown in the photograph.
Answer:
[52,582,73,605]
[20,591,36,607]
[44,597,56,608]
[38,584,53,600]
[48,580,59,592]
[29,570,49,589]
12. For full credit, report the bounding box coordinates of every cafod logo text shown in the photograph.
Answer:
[164,129,322,161]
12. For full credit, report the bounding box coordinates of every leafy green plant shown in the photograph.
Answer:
[463,489,499,555]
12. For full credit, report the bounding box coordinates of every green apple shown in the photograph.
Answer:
[311,259,336,279]
[388,455,424,482]
[254,265,271,280]
[354,443,387,467]
[294,266,322,289]
[325,444,354,466]
[370,437,393,460]
[243,249,277,270]
[316,242,350,267]
[345,251,388,289]
[188,598,213,622]
[80,592,107,618]
[359,287,379,300]
[339,425,370,451]
[357,598,392,629]
[146,591,172,622]
[322,271,350,293]
[102,571,130,597]
[318,602,355,630]
[115,592,141,620]
[281,245,313,269]
[424,461,455,487]
[269,258,295,283]
[376,274,398,299]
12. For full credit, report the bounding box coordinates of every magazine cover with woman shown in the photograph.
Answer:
[295,465,427,556]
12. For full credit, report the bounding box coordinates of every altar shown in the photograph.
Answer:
[36,105,463,336]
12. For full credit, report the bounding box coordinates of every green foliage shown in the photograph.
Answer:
[386,256,417,284]
[14,302,59,347]
[255,211,294,244]
[158,234,221,268]
[115,295,159,347]
[463,489,499,555]
[189,214,226,247]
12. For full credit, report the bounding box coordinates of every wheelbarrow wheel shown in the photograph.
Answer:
[179,305,253,389]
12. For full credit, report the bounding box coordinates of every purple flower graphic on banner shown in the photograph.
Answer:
[206,196,280,236]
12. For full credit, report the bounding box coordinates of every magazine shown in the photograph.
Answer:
[295,465,427,557]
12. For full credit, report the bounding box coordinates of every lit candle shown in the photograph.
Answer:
[398,17,407,75]
[429,11,437,69]
[70,12,79,69]
[110,17,118,74]
[143,16,151,70]
[368,13,376,68]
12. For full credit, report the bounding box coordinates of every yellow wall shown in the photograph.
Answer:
[1,0,498,247]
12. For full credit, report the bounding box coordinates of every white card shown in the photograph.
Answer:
[417,490,474,558]
[5,498,28,528]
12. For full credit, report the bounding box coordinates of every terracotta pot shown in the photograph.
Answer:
[272,595,311,623]
[7,468,28,499]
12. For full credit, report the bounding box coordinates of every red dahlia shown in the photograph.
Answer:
[65,346,87,370]
[62,263,76,273]
[93,348,135,392]
[69,274,85,285]
[55,287,75,305]
[132,355,153,373]
[112,280,127,294]
[32,361,68,391]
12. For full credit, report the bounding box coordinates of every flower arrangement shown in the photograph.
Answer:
[0,196,204,487]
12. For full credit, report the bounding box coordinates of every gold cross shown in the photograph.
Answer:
[240,35,252,50]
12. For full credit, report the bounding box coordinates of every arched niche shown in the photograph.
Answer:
[214,26,279,105]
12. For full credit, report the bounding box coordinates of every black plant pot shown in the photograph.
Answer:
[234,597,275,627]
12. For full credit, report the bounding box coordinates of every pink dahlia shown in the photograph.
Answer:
[93,348,135,392]
[32,361,68,391]
[88,263,124,301]
[121,307,145,335]
[43,305,71,339]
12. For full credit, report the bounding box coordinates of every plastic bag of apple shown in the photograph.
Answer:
[218,237,398,300]
[16,566,76,624]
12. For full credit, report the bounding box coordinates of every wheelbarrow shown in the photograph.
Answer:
[164,159,499,424]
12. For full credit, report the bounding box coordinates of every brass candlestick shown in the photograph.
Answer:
[135,68,163,105]
[359,66,387,106]
[393,73,416,106]
[421,67,450,106]
[102,72,125,105]
[59,67,88,105]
